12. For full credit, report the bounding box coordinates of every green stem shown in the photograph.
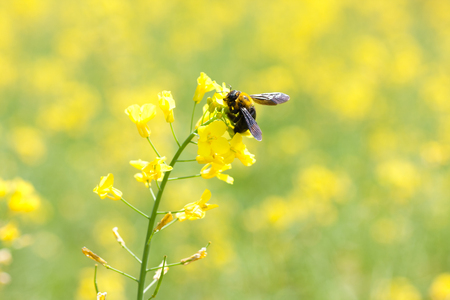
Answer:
[94,264,99,294]
[122,244,142,264]
[149,256,166,298]
[147,137,161,158]
[105,265,138,282]
[176,159,197,162]
[149,186,156,201]
[143,279,157,294]
[168,174,201,181]
[190,141,198,145]
[170,123,181,147]
[136,131,197,300]
[121,198,149,219]
[147,261,184,272]
[155,218,178,233]
[190,102,197,132]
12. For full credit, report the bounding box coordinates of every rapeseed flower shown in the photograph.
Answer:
[158,91,176,123]
[125,104,157,137]
[93,174,123,200]
[176,189,218,221]
[197,121,230,164]
[229,133,256,166]
[82,247,107,266]
[200,163,234,184]
[193,72,216,104]
[0,222,20,242]
[130,157,173,187]
[97,292,107,300]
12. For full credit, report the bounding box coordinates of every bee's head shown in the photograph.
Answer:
[226,90,240,101]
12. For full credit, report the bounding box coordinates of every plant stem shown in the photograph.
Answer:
[94,264,99,294]
[136,131,197,300]
[149,186,156,201]
[156,210,184,214]
[147,137,161,158]
[170,123,181,147]
[105,265,138,282]
[176,159,197,162]
[121,244,142,264]
[168,174,201,181]
[190,102,197,132]
[121,198,149,219]
[147,261,184,272]
[149,256,166,298]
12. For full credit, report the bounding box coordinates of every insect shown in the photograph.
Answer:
[224,90,290,141]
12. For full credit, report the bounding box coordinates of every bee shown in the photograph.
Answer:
[224,90,290,141]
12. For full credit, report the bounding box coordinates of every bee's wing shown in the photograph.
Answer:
[241,107,262,141]
[250,92,290,105]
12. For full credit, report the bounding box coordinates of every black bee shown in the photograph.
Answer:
[224,90,290,141]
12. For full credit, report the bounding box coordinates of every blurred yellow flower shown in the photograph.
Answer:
[130,157,173,187]
[176,189,218,222]
[0,222,20,242]
[193,72,216,103]
[180,247,207,265]
[124,104,157,137]
[200,163,234,184]
[158,91,176,123]
[0,179,8,198]
[93,174,123,201]
[9,192,40,213]
[229,133,256,166]
[374,277,422,300]
[430,273,450,300]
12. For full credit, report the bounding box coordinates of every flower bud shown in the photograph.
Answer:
[82,247,107,266]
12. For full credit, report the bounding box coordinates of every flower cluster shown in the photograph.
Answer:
[87,72,259,299]
[0,177,43,286]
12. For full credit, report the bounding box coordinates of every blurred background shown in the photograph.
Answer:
[1,0,450,299]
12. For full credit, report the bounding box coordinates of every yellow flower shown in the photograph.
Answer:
[0,222,20,242]
[176,189,218,222]
[124,104,157,137]
[7,178,41,212]
[158,91,176,123]
[193,72,216,103]
[430,273,450,300]
[130,157,173,187]
[97,292,107,300]
[210,82,230,108]
[200,163,234,184]
[0,179,8,198]
[229,133,256,166]
[180,247,207,265]
[196,121,230,164]
[93,174,123,200]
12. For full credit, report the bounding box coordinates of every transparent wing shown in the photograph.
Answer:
[250,92,290,105]
[241,107,262,141]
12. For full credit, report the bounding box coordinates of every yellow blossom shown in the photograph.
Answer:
[229,133,256,166]
[97,292,107,300]
[93,174,123,201]
[430,273,450,300]
[0,222,20,242]
[130,157,173,187]
[0,179,8,198]
[181,247,207,265]
[124,104,157,137]
[200,163,234,184]
[158,91,176,123]
[176,189,218,222]
[193,72,216,103]
[196,121,230,164]
[8,191,40,212]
